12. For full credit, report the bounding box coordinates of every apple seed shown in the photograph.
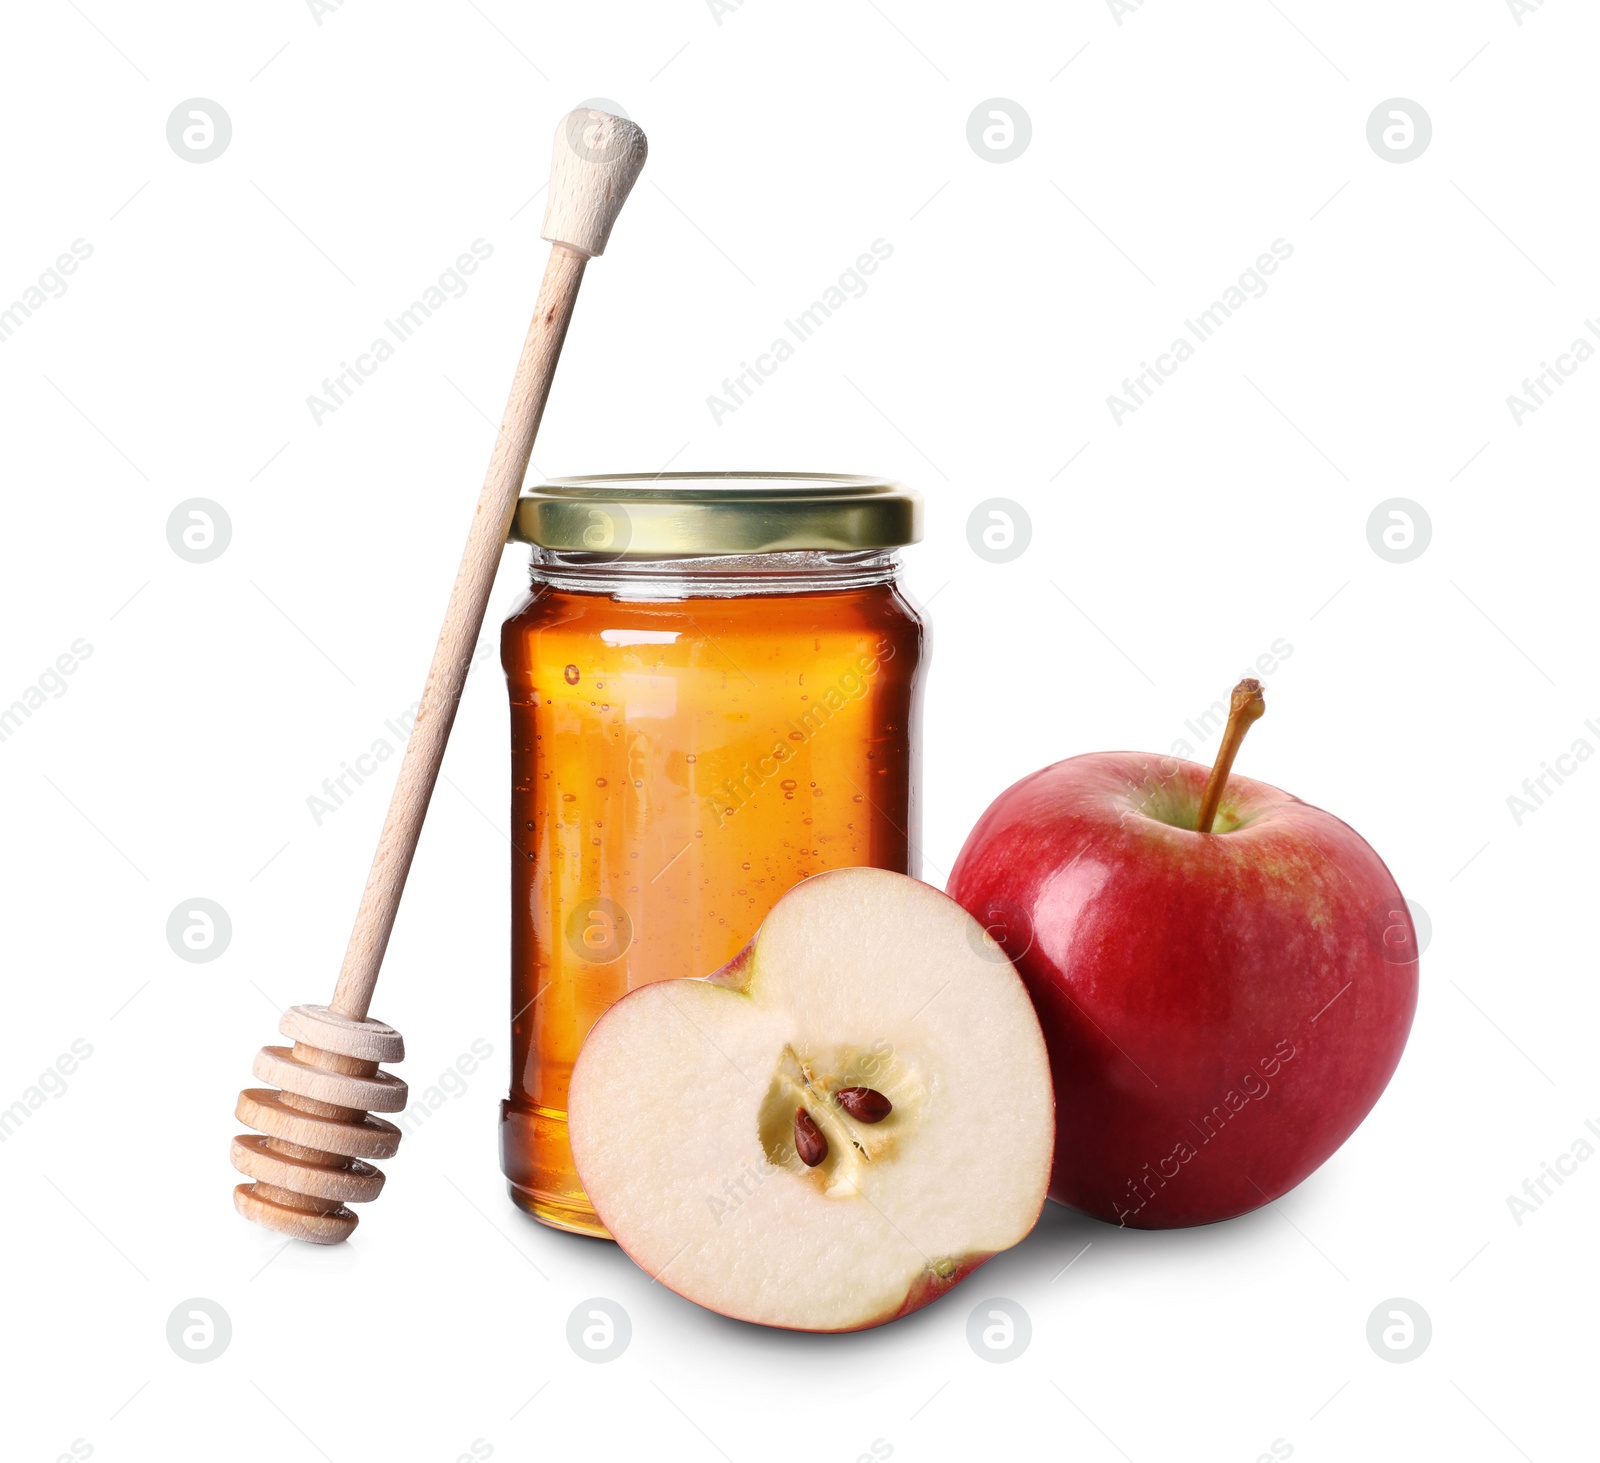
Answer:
[835,1087,893,1123]
[794,1108,828,1167]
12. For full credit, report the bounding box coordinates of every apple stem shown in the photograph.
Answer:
[1195,679,1266,834]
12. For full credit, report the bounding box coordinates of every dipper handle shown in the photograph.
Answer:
[330,108,647,1020]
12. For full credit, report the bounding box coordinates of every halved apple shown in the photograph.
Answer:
[568,867,1055,1332]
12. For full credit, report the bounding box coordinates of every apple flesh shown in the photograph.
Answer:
[948,752,1418,1229]
[568,867,1054,1331]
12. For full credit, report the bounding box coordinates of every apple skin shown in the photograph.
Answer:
[947,752,1418,1229]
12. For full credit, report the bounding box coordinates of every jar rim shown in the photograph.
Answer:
[528,547,901,598]
[509,472,921,556]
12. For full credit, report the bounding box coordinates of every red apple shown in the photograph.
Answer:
[947,681,1418,1228]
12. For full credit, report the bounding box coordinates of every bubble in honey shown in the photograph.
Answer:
[562,793,577,803]
[595,777,608,788]
[741,861,751,870]
[564,664,580,684]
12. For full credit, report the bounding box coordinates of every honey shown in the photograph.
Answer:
[497,475,923,1236]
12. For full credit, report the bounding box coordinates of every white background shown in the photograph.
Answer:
[1,1,1594,1459]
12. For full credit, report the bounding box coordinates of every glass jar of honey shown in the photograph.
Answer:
[499,473,924,1236]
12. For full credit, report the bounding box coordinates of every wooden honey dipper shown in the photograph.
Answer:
[231,108,649,1243]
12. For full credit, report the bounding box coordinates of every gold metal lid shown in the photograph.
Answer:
[509,472,921,556]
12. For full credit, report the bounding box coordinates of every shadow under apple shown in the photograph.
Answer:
[507,1169,1334,1361]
